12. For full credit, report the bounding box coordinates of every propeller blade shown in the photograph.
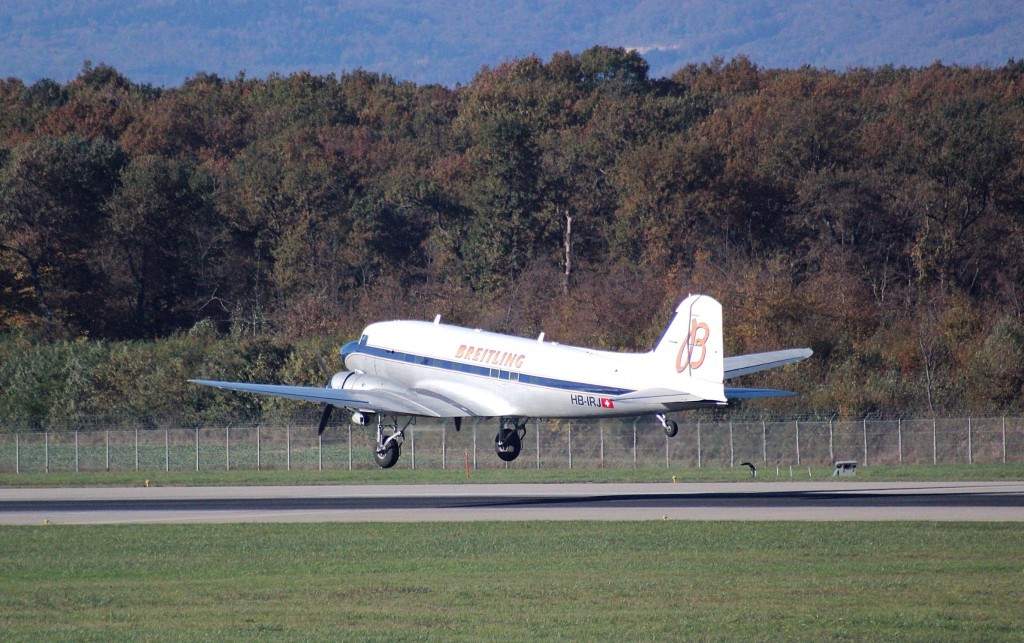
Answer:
[317,404,334,435]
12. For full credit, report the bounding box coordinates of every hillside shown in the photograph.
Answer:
[1,49,1023,424]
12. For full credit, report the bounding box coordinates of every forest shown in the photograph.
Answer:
[1,47,1023,429]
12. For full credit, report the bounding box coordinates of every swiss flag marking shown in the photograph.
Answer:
[600,398,615,409]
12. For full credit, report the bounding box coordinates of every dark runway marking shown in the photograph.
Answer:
[4,489,1023,514]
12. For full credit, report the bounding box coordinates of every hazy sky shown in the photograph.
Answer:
[2,0,1022,87]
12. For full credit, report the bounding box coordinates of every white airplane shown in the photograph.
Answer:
[191,294,811,468]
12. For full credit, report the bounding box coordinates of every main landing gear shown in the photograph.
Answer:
[373,414,411,469]
[656,413,679,438]
[495,417,528,462]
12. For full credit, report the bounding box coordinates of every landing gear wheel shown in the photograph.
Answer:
[664,420,679,438]
[374,442,401,469]
[495,428,522,462]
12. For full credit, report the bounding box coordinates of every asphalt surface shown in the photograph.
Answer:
[2,481,1023,524]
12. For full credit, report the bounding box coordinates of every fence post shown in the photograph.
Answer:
[442,424,446,470]
[697,420,702,468]
[862,418,868,466]
[1003,417,1007,464]
[226,426,230,470]
[473,423,478,470]
[45,431,49,473]
[932,418,937,465]
[729,420,735,467]
[898,418,903,464]
[632,418,637,469]
[165,429,169,472]
[762,421,767,465]
[16,433,19,474]
[257,426,261,471]
[287,424,291,471]
[348,423,353,471]
[967,417,972,465]
[568,422,572,469]
[105,429,110,472]
[135,428,139,472]
[795,420,800,466]
[195,427,199,472]
[600,424,604,467]
[665,429,669,469]
[318,432,322,471]
[535,420,541,470]
[410,428,416,470]
[75,430,79,473]
[829,417,834,463]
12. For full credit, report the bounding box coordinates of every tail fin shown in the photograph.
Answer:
[651,294,725,402]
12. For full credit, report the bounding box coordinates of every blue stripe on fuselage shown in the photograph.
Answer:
[342,344,632,396]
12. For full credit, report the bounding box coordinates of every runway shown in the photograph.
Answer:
[2,481,1023,524]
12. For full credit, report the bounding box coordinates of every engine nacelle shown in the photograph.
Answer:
[329,371,414,397]
[351,411,368,426]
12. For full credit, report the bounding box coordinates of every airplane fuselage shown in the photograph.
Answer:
[342,319,719,419]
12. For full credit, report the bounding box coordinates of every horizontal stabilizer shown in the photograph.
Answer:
[614,388,703,404]
[614,381,727,406]
[725,387,796,399]
[724,348,812,379]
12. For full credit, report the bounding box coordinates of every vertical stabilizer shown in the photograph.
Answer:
[651,295,725,401]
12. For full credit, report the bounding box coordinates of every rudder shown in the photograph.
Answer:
[651,294,725,400]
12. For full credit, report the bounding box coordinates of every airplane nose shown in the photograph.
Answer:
[340,341,360,370]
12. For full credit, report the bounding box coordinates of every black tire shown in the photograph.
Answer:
[374,442,401,468]
[664,420,679,438]
[494,428,522,462]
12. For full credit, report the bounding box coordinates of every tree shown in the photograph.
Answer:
[0,135,126,334]
[104,154,218,337]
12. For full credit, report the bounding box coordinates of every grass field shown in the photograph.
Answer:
[1,521,1021,640]
[1,462,1023,487]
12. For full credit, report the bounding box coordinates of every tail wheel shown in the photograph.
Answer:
[374,442,401,468]
[495,428,522,462]
[664,420,679,438]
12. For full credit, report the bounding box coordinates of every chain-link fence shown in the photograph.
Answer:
[1,416,1022,473]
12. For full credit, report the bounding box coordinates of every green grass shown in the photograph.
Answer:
[0,522,1021,640]
[1,462,1023,487]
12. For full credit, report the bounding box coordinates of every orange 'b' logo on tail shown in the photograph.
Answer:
[676,319,710,373]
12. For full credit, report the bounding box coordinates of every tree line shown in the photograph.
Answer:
[1,48,1023,428]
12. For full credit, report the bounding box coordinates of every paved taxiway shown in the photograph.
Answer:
[2,481,1023,524]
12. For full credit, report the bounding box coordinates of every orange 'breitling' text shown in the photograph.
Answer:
[455,345,526,369]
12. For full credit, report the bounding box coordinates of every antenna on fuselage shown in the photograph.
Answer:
[433,314,441,325]
[537,332,545,342]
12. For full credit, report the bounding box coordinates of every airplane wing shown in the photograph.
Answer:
[188,380,467,418]
[723,348,812,379]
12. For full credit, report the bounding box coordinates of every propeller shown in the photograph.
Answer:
[317,403,334,436]
[315,347,334,436]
